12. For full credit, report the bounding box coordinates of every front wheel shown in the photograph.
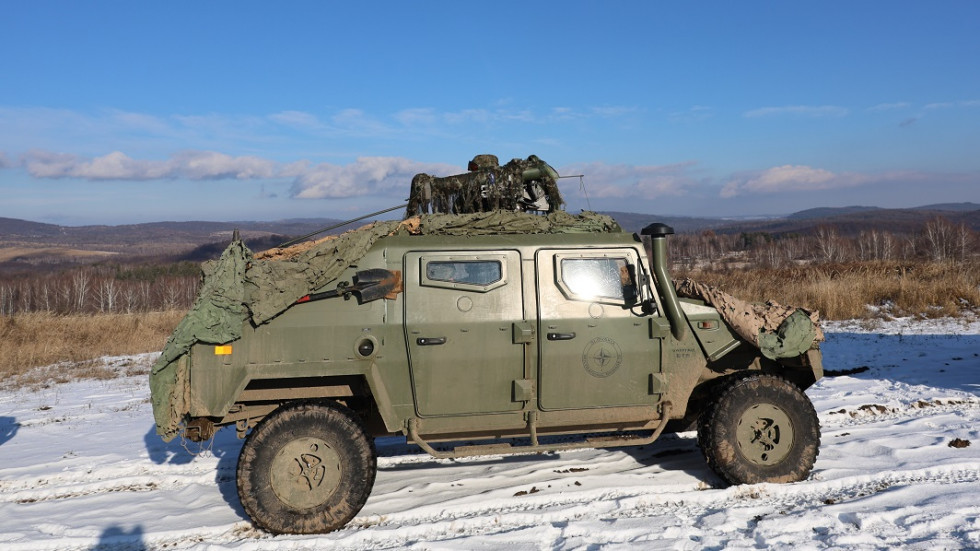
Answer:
[698,374,819,485]
[237,400,377,534]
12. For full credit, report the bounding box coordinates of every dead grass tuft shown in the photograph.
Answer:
[0,311,184,386]
[678,260,980,320]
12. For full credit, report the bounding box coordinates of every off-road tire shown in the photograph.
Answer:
[237,400,377,534]
[698,373,819,485]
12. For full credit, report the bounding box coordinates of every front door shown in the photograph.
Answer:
[536,248,662,410]
[405,250,525,416]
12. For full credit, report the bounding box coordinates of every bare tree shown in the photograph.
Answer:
[815,226,847,263]
[923,216,957,261]
[955,222,974,260]
[96,278,119,313]
[71,270,91,313]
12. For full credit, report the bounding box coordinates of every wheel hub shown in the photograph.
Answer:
[736,403,794,466]
[270,437,342,510]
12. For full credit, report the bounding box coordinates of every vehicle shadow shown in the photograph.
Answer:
[93,524,146,550]
[143,424,248,521]
[144,425,196,465]
[0,416,19,447]
[212,427,248,521]
[374,431,716,482]
[821,331,980,395]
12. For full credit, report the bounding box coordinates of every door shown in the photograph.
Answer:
[536,248,662,410]
[405,250,525,416]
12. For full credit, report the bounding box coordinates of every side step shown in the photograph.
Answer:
[408,402,673,459]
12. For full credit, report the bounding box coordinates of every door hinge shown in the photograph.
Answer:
[512,321,535,344]
[512,379,536,402]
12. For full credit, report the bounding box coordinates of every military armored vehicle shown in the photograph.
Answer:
[150,157,824,535]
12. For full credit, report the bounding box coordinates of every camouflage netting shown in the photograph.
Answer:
[151,210,622,440]
[406,154,564,216]
[674,278,824,361]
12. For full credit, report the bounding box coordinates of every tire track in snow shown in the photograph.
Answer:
[0,462,233,504]
[6,464,979,551]
[819,397,980,429]
[324,464,980,550]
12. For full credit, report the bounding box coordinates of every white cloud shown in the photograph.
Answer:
[291,157,459,199]
[668,106,713,123]
[16,149,463,201]
[0,151,10,168]
[558,161,700,200]
[172,151,279,180]
[21,150,84,178]
[74,151,172,180]
[721,165,839,197]
[393,108,438,126]
[590,106,640,118]
[744,105,849,118]
[19,150,278,181]
[268,110,323,129]
[717,165,950,198]
[868,102,911,112]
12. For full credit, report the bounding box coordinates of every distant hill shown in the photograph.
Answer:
[786,206,883,221]
[601,211,732,235]
[3,200,979,271]
[0,217,65,238]
[911,202,980,212]
[713,207,980,238]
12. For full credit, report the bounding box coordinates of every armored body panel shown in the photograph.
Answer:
[149,211,824,535]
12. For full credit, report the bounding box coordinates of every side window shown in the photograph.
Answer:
[557,256,637,305]
[425,260,501,286]
[419,253,510,292]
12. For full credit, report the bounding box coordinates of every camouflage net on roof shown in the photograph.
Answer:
[150,210,621,439]
[406,154,564,217]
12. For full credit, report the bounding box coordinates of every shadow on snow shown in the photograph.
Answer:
[144,424,248,521]
[821,331,980,395]
[0,416,19,447]
[93,524,145,551]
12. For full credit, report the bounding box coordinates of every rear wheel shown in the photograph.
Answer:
[698,374,819,485]
[237,400,377,534]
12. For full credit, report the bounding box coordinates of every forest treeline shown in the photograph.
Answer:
[668,215,976,269]
[0,215,976,318]
[0,261,201,316]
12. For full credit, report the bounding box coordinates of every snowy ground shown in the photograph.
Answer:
[1,317,978,550]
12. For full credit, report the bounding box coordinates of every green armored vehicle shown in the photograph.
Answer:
[150,157,824,535]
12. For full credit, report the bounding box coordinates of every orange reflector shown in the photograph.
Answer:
[214,345,233,355]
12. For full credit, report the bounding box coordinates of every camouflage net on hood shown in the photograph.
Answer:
[150,210,621,439]
[674,278,824,361]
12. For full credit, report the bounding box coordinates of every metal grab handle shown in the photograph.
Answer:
[546,332,576,341]
[416,337,447,346]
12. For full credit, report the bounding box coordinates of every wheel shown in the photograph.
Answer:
[698,373,819,485]
[236,400,377,534]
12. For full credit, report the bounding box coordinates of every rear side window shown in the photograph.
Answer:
[418,252,511,293]
[425,260,502,286]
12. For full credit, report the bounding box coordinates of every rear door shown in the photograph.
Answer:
[405,250,525,416]
[536,248,662,410]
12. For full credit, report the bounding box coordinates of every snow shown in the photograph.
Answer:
[1,317,979,550]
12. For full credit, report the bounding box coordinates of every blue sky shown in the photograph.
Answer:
[2,1,978,225]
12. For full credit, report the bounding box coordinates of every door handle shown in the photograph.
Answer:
[416,337,447,346]
[546,332,576,341]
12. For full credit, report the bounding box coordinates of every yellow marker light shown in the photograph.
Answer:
[214,345,233,355]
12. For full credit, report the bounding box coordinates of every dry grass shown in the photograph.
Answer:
[2,258,978,389]
[0,310,184,386]
[679,259,980,320]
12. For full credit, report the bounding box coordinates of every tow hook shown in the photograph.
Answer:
[185,417,216,442]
